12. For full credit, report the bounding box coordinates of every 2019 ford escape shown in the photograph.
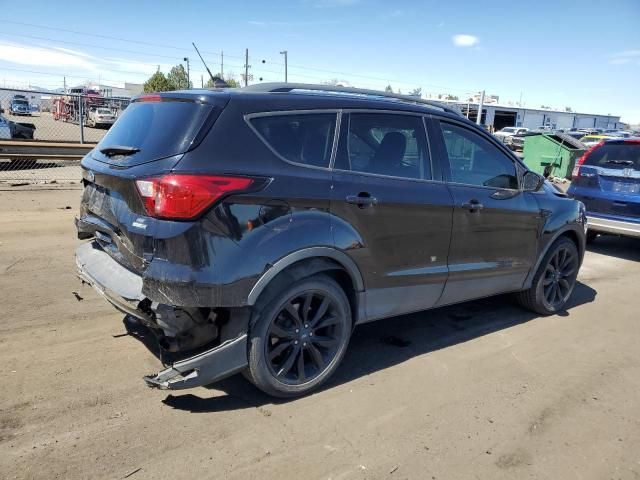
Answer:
[75,84,586,398]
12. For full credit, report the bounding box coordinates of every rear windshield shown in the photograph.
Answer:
[501,128,516,133]
[93,100,214,165]
[585,143,640,170]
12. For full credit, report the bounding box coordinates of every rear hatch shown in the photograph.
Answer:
[79,92,229,272]
[574,140,640,219]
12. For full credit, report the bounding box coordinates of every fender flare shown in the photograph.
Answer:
[523,224,585,289]
[247,247,364,305]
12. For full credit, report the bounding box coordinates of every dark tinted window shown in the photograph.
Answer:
[94,100,214,165]
[440,122,518,189]
[345,113,430,180]
[251,113,337,168]
[584,143,640,170]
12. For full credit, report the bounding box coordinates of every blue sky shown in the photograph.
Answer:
[0,0,639,123]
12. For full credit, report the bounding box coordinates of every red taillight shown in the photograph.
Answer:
[135,174,253,220]
[572,141,604,179]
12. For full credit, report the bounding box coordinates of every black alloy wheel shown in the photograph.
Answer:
[541,245,578,311]
[266,290,344,384]
[246,275,352,398]
[517,237,580,315]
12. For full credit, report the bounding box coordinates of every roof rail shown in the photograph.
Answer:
[242,83,462,116]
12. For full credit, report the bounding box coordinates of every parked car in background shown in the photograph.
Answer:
[75,84,587,398]
[494,126,529,144]
[568,138,640,241]
[505,129,547,151]
[9,97,31,116]
[7,119,36,139]
[87,107,116,128]
[580,134,614,147]
[0,114,11,139]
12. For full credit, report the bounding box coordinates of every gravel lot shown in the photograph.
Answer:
[1,187,639,480]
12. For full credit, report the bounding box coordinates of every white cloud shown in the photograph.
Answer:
[452,34,479,47]
[0,42,99,71]
[609,50,640,65]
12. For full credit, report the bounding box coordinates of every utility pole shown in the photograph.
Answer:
[201,74,203,88]
[63,76,67,93]
[476,90,485,125]
[280,50,288,82]
[221,51,224,78]
[183,57,190,89]
[244,48,249,87]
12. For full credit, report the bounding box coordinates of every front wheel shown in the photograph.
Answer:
[246,275,352,398]
[517,237,580,315]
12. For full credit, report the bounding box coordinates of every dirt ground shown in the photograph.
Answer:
[1,187,639,480]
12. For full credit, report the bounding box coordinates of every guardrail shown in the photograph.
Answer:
[0,140,93,184]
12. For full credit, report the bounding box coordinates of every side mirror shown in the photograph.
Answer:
[523,171,544,192]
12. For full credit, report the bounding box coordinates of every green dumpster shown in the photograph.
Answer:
[522,133,586,179]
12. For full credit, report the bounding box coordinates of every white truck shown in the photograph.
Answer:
[494,126,529,143]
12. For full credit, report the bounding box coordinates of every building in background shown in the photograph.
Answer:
[443,100,623,131]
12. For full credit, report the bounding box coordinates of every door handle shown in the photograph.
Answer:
[461,199,484,212]
[346,193,378,208]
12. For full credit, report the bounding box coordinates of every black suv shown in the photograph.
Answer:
[76,84,586,398]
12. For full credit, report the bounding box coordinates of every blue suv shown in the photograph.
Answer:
[568,139,640,241]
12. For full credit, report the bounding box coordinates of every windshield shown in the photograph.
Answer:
[13,100,28,105]
[93,99,215,166]
[97,108,111,114]
[501,128,516,133]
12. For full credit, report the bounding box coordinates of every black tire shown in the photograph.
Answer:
[586,230,598,244]
[245,275,352,398]
[516,237,580,315]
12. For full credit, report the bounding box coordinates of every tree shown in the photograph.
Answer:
[565,106,573,112]
[409,87,422,97]
[143,71,173,93]
[167,65,191,90]
[384,84,393,93]
[205,73,240,88]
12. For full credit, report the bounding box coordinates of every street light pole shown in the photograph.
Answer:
[183,57,190,89]
[280,50,288,83]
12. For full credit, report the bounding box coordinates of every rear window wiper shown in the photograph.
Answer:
[605,159,634,166]
[99,145,141,157]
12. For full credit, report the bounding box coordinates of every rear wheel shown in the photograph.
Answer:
[517,237,579,315]
[246,275,352,398]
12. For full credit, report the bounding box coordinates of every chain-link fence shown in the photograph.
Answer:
[0,86,129,142]
[0,87,130,183]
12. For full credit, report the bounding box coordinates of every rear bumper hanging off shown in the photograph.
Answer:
[76,241,249,390]
[143,334,248,390]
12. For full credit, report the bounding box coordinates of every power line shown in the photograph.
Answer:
[0,25,478,94]
[1,19,245,60]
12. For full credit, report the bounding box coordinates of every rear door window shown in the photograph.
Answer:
[250,113,337,168]
[93,99,216,166]
[343,113,430,180]
[584,143,640,171]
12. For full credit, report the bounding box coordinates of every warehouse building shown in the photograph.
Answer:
[442,100,623,131]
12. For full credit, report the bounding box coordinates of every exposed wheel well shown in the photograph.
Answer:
[252,257,359,327]
[558,229,584,257]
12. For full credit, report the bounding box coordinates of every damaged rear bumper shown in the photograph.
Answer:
[143,334,247,390]
[75,241,249,390]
